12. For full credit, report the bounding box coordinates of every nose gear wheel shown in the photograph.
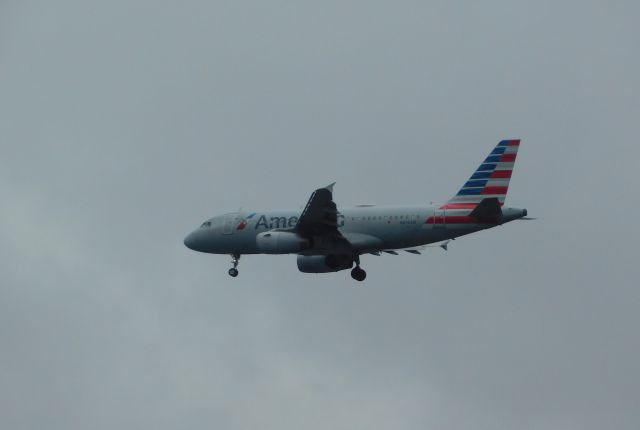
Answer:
[228,254,240,277]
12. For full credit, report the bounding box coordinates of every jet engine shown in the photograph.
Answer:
[256,231,309,254]
[297,254,354,273]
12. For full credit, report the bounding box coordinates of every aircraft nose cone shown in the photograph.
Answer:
[184,231,199,251]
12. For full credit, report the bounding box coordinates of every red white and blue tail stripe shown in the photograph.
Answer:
[446,139,520,206]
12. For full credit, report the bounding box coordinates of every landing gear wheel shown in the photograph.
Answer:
[228,254,240,278]
[351,267,366,282]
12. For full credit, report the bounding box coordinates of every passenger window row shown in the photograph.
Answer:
[350,215,420,221]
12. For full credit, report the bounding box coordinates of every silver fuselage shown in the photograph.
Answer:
[184,204,527,255]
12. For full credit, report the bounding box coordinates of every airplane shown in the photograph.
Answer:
[184,139,530,281]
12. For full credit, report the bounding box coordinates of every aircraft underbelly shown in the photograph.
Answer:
[340,232,384,252]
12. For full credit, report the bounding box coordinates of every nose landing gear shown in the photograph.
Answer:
[228,253,240,277]
[350,254,366,281]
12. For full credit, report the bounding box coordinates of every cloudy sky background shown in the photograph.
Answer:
[1,1,639,429]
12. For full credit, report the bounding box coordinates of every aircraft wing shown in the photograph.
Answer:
[294,183,352,252]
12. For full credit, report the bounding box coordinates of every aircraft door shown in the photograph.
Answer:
[223,213,239,235]
[433,208,446,229]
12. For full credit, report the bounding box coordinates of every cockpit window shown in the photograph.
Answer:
[200,221,212,228]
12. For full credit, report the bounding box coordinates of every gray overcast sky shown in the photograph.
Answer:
[1,1,639,429]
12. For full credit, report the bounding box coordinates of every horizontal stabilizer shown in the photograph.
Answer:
[381,240,452,256]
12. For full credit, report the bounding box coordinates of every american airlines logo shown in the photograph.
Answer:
[238,213,345,230]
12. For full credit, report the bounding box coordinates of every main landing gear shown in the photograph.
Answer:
[350,255,366,282]
[228,253,240,277]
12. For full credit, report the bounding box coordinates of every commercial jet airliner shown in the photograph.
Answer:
[184,139,529,281]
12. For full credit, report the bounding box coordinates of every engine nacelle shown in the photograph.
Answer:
[256,231,309,254]
[297,254,354,273]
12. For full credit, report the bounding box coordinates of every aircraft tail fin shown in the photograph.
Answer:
[447,139,520,205]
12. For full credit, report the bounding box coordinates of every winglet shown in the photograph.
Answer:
[325,182,336,193]
[440,240,450,251]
